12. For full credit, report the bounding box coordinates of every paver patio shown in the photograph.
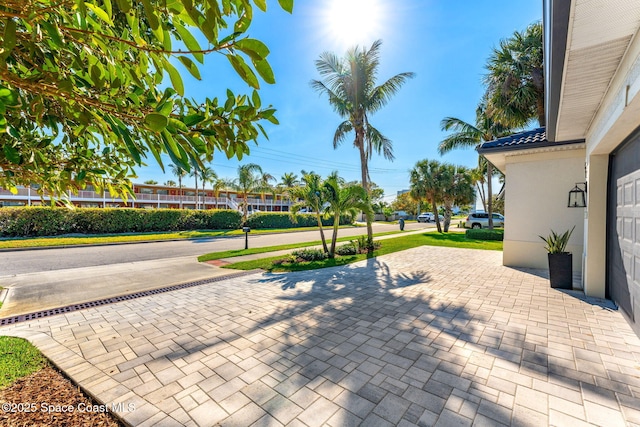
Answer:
[2,246,640,426]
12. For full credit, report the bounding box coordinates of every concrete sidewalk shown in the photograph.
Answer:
[2,246,639,426]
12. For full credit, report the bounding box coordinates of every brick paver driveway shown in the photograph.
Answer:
[2,246,640,426]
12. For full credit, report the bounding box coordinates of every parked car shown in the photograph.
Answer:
[417,212,435,223]
[465,212,504,229]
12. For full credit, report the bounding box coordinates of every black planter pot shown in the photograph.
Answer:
[548,252,573,289]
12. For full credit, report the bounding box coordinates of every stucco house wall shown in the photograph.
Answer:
[502,149,586,272]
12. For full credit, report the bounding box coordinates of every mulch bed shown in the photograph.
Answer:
[0,367,122,427]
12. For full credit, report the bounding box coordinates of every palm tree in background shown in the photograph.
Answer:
[164,180,177,187]
[439,102,510,229]
[485,22,544,127]
[312,39,415,252]
[440,165,475,232]
[259,171,276,207]
[410,159,446,233]
[189,161,201,209]
[200,166,217,209]
[232,163,264,221]
[169,164,187,209]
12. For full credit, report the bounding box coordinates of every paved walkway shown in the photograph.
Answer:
[2,246,640,426]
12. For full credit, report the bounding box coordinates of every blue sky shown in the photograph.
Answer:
[137,0,542,202]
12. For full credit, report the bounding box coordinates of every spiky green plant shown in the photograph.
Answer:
[539,226,575,254]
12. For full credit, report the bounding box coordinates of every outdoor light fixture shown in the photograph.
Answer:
[568,183,587,208]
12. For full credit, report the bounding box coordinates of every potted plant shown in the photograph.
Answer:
[539,227,575,289]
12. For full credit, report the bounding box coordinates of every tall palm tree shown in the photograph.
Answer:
[289,172,329,254]
[312,39,415,251]
[484,22,544,127]
[439,102,510,229]
[322,172,370,257]
[410,159,447,233]
[200,166,218,209]
[169,164,187,209]
[280,172,299,188]
[189,161,201,210]
[259,171,276,208]
[232,163,264,222]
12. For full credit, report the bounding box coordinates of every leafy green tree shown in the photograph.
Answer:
[440,165,474,232]
[169,164,187,209]
[322,173,370,257]
[288,172,329,254]
[439,102,510,229]
[312,40,414,251]
[0,0,293,201]
[410,159,446,232]
[485,22,544,127]
[391,192,418,216]
[232,163,263,222]
[143,180,158,185]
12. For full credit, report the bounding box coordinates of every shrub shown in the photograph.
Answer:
[335,243,357,256]
[245,212,353,229]
[0,207,242,237]
[465,228,504,241]
[291,248,328,261]
[351,236,381,253]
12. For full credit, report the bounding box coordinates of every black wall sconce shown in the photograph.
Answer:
[568,182,587,208]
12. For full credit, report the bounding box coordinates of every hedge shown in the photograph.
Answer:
[0,207,242,237]
[245,212,354,229]
[465,228,504,241]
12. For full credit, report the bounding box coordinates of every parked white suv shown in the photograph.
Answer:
[417,212,435,222]
[465,212,504,229]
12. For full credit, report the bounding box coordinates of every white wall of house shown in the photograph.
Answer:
[500,148,586,272]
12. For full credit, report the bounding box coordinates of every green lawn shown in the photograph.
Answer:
[0,225,362,249]
[222,232,502,272]
[0,337,48,389]
[197,230,404,262]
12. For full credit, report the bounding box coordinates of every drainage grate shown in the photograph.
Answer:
[0,269,263,326]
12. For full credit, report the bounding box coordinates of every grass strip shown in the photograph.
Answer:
[0,225,361,249]
[197,230,404,262]
[0,337,48,389]
[222,232,502,272]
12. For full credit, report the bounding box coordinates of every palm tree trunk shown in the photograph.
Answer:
[194,171,199,210]
[487,162,494,230]
[178,176,183,209]
[432,197,442,233]
[357,135,374,252]
[330,213,340,258]
[443,203,452,232]
[316,213,329,253]
[476,182,487,213]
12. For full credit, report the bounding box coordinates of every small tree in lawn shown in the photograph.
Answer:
[322,172,370,258]
[440,165,475,232]
[410,160,446,232]
[288,172,329,254]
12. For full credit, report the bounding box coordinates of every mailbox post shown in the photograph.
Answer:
[242,226,251,250]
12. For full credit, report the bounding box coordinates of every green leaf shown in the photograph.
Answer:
[174,22,204,63]
[183,114,204,126]
[115,0,132,13]
[41,22,63,47]
[163,60,184,96]
[251,90,261,109]
[254,59,275,84]
[3,144,22,164]
[227,55,260,89]
[141,0,160,30]
[144,113,168,132]
[235,38,270,60]
[2,19,17,58]
[178,56,201,80]
[0,87,18,106]
[254,0,267,12]
[168,118,188,132]
[278,0,294,13]
[85,3,113,26]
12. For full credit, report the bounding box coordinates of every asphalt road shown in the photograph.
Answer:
[0,222,433,276]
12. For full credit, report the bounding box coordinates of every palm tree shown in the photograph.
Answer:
[200,166,218,209]
[189,161,200,210]
[439,102,510,229]
[232,163,264,222]
[169,164,187,209]
[280,172,299,189]
[164,180,177,187]
[312,39,415,252]
[440,165,475,232]
[259,171,276,209]
[484,22,544,127]
[288,172,329,254]
[410,159,446,233]
[322,172,370,257]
